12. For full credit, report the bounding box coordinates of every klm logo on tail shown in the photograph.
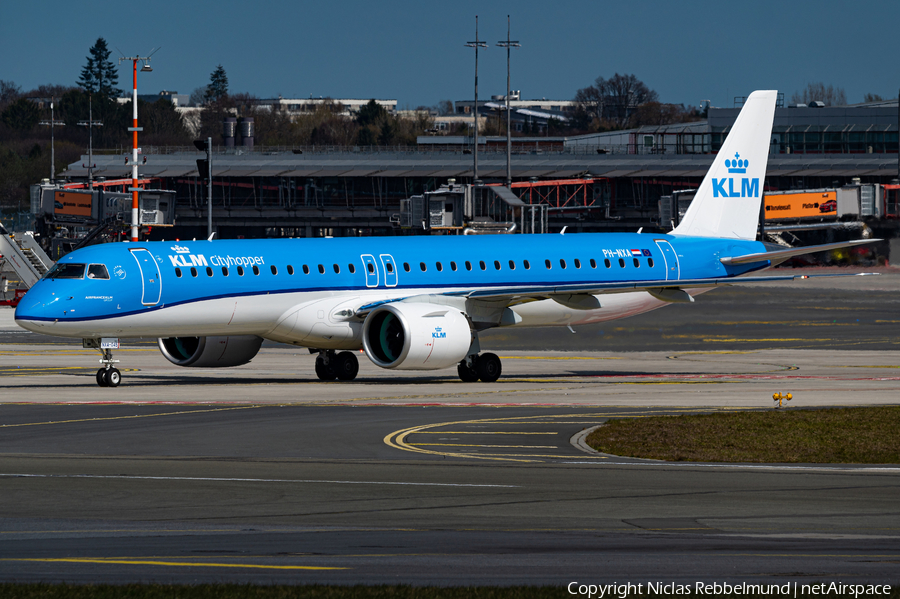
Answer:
[712,152,759,198]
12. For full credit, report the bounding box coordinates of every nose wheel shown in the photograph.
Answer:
[96,367,121,387]
[85,339,123,388]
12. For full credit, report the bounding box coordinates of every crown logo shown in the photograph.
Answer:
[725,152,748,174]
[171,245,191,254]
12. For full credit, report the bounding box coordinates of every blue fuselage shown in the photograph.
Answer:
[14,233,766,342]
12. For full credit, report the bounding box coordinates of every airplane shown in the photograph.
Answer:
[14,90,877,387]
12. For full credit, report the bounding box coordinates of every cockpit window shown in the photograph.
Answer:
[45,263,86,280]
[87,264,110,280]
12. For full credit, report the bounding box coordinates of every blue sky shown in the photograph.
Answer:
[1,0,897,109]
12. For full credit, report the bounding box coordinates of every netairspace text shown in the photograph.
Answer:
[567,582,893,598]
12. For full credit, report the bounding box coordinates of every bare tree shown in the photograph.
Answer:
[433,100,454,116]
[602,73,658,128]
[24,84,76,99]
[0,80,21,109]
[791,82,847,106]
[631,102,701,127]
[189,87,207,107]
[573,73,659,130]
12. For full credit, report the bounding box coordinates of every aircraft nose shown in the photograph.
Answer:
[14,286,62,332]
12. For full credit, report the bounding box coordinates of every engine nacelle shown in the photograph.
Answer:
[362,303,472,370]
[158,335,263,368]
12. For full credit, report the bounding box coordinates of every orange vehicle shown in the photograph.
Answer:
[764,190,837,220]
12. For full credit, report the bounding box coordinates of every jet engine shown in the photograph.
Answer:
[362,303,473,370]
[158,335,264,368]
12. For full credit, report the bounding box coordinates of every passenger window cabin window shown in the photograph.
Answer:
[508,260,515,270]
[403,263,410,272]
[190,267,198,277]
[206,267,213,277]
[479,261,486,270]
[545,259,551,269]
[87,264,110,279]
[590,258,597,268]
[560,259,567,269]
[436,262,443,272]
[450,261,457,271]
[618,258,625,268]
[633,258,640,268]
[253,265,260,275]
[349,264,356,274]
[420,262,427,272]
[318,264,325,274]
[302,265,309,274]
[222,267,229,276]
[271,265,278,275]
[237,266,245,276]
[604,259,611,268]
[523,260,530,269]
[648,258,654,268]
[287,265,294,275]
[574,258,581,269]
[465,261,472,271]
[175,268,182,278]
[494,260,501,270]
[333,264,340,274]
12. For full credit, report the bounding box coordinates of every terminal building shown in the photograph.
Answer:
[50,99,898,245]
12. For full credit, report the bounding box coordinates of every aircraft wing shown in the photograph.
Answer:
[449,272,879,304]
[353,271,879,316]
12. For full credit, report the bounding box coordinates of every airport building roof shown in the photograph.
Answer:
[63,151,900,181]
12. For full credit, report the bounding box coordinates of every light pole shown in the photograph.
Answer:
[77,94,103,189]
[497,16,520,188]
[38,98,65,181]
[465,16,487,182]
[119,51,155,242]
[194,138,213,239]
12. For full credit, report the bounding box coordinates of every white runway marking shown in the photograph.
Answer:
[0,473,519,488]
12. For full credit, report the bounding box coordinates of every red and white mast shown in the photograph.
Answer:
[119,51,155,242]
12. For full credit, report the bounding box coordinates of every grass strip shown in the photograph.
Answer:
[0,585,897,599]
[585,406,900,463]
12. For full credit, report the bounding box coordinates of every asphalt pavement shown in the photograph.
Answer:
[0,270,898,585]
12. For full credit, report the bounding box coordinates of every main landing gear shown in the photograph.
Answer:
[457,353,502,383]
[84,338,122,387]
[314,349,359,381]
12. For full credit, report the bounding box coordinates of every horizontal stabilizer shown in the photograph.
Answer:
[720,239,880,266]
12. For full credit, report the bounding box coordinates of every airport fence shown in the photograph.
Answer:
[91,144,706,157]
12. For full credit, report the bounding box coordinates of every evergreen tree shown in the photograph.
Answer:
[204,65,229,104]
[1,98,40,131]
[77,38,119,97]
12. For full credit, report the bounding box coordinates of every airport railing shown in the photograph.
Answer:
[91,142,899,157]
[94,144,710,157]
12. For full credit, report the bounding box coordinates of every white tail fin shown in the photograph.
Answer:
[672,90,777,240]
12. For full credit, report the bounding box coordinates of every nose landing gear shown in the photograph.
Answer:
[84,338,122,387]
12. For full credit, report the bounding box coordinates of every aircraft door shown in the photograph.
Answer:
[361,254,379,288]
[380,254,398,287]
[130,248,162,305]
[654,240,680,281]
